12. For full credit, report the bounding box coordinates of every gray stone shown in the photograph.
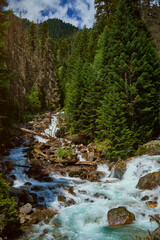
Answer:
[20,203,32,215]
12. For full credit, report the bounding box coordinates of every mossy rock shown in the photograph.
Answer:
[137,140,160,155]
[136,171,160,190]
[107,206,135,227]
[113,161,126,180]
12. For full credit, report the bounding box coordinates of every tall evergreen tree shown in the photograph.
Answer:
[96,0,160,160]
[29,21,37,51]
[94,0,118,30]
[40,21,49,54]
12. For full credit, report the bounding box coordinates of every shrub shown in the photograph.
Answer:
[0,174,19,236]
[55,147,73,158]
[25,87,41,114]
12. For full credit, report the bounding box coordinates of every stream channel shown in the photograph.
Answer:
[3,113,160,240]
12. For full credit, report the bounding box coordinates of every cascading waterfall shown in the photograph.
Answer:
[4,113,160,240]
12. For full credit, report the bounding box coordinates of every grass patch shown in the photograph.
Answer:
[55,147,73,158]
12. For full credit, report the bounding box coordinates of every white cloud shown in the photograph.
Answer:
[7,0,96,28]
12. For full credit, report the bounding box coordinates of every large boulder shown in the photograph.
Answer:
[107,207,135,227]
[137,140,160,155]
[136,171,160,190]
[113,161,126,180]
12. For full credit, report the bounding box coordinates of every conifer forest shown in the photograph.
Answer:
[1,0,160,239]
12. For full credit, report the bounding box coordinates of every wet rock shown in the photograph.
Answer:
[85,198,94,203]
[69,170,81,178]
[42,170,49,177]
[58,195,66,202]
[26,195,34,203]
[78,190,87,194]
[137,140,160,155]
[66,186,76,196]
[10,174,16,180]
[146,201,158,208]
[25,209,57,225]
[93,193,108,199]
[97,171,105,179]
[9,187,24,197]
[113,161,126,180]
[55,127,66,138]
[141,196,149,201]
[107,207,135,227]
[20,203,32,215]
[136,171,160,190]
[24,182,32,186]
[26,168,43,181]
[66,198,76,206]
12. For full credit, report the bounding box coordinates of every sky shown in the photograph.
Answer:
[7,0,96,29]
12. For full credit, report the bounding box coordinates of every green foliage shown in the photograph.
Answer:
[25,88,41,114]
[62,0,160,161]
[40,20,49,54]
[0,174,19,235]
[29,21,37,51]
[94,139,109,153]
[55,147,73,158]
[46,18,78,40]
[0,0,13,146]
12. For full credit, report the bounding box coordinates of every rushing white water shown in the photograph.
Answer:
[5,113,160,240]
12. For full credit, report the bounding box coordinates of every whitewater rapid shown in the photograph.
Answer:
[5,113,160,240]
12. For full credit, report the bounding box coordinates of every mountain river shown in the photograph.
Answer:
[4,113,160,240]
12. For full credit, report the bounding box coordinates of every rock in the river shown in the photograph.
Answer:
[136,171,160,190]
[25,208,57,225]
[113,161,126,180]
[141,195,149,201]
[20,203,32,215]
[107,207,135,227]
[66,186,76,196]
[58,195,66,202]
[146,201,158,208]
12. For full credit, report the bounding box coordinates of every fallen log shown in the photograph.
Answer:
[34,148,48,159]
[20,128,55,140]
[75,161,93,166]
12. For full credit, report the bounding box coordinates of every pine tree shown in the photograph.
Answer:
[29,21,37,51]
[40,21,49,54]
[94,0,119,31]
[96,0,160,160]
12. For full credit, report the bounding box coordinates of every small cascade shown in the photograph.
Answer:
[3,112,160,240]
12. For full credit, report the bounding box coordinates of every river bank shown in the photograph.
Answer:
[1,112,160,240]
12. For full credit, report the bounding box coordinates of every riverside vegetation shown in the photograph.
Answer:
[1,0,160,239]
